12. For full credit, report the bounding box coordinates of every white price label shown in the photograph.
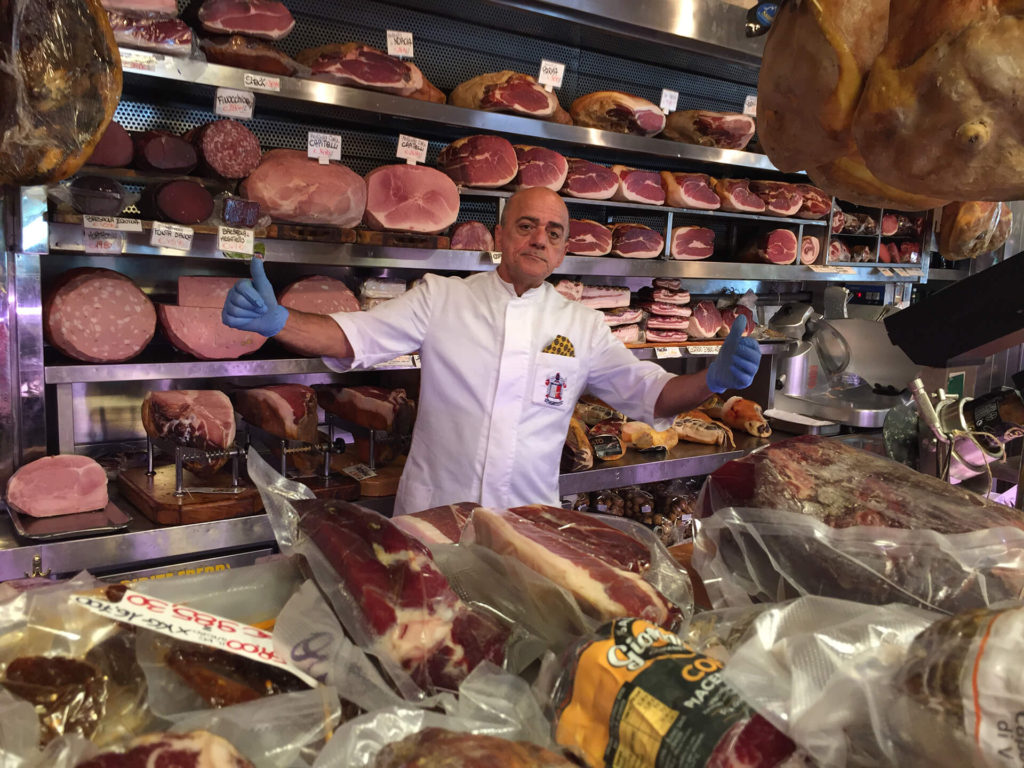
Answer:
[217,225,255,255]
[895,267,923,277]
[489,251,502,264]
[121,49,162,72]
[83,215,142,232]
[809,264,855,274]
[150,222,194,251]
[84,229,124,254]
[688,345,721,356]
[743,94,758,116]
[386,30,414,58]
[342,463,378,481]
[654,346,682,359]
[396,134,428,165]
[659,89,679,114]
[71,590,318,688]
[214,87,255,120]
[243,72,281,92]
[878,267,895,277]
[307,132,341,164]
[538,59,565,91]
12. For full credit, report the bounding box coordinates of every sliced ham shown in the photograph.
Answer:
[554,279,583,302]
[794,184,831,219]
[610,223,664,259]
[581,285,631,310]
[158,305,266,359]
[640,301,692,318]
[749,181,804,217]
[438,135,517,189]
[363,165,459,234]
[611,166,665,205]
[569,91,666,137]
[646,315,689,331]
[6,456,108,517]
[561,158,618,200]
[511,145,568,191]
[449,72,557,118]
[611,323,641,343]
[800,236,821,265]
[297,43,421,95]
[279,275,360,315]
[660,171,721,210]
[719,306,756,337]
[712,178,767,213]
[662,110,756,150]
[567,219,613,256]
[670,226,715,260]
[688,300,723,339]
[449,221,494,251]
[645,329,688,343]
[197,0,295,40]
[603,307,644,327]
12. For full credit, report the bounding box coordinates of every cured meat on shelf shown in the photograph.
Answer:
[849,244,873,262]
[159,305,267,360]
[449,71,558,118]
[199,34,304,76]
[278,276,360,351]
[567,219,612,256]
[662,109,757,150]
[139,180,214,225]
[652,277,682,290]
[939,201,1012,261]
[176,275,239,308]
[78,730,254,768]
[569,91,666,137]
[407,65,446,104]
[184,119,262,179]
[133,131,197,173]
[647,315,689,331]
[610,223,664,259]
[561,158,618,200]
[449,221,494,251]
[719,305,755,337]
[295,498,509,691]
[603,307,643,327]
[581,284,631,310]
[233,384,318,442]
[897,241,920,264]
[316,385,414,434]
[800,235,821,265]
[554,279,583,302]
[611,166,665,205]
[712,178,766,213]
[165,644,308,707]
[0,0,122,185]
[107,12,194,55]
[745,228,799,265]
[562,417,594,473]
[638,286,690,305]
[830,207,845,234]
[829,239,851,263]
[660,171,721,210]
[793,184,831,219]
[703,395,771,438]
[221,196,261,228]
[881,212,899,237]
[87,121,133,167]
[100,0,178,16]
[611,323,641,343]
[645,328,688,344]
[69,176,127,216]
[363,164,459,234]
[391,502,478,545]
[141,389,236,475]
[297,43,422,96]
[437,134,517,188]
[511,145,568,191]
[688,300,723,339]
[44,268,156,363]
[640,301,691,318]
[669,225,715,260]
[6,455,108,517]
[879,241,897,264]
[375,727,576,768]
[241,150,367,228]
[197,0,294,40]
[749,180,804,217]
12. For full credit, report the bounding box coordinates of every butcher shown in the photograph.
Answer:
[222,187,760,515]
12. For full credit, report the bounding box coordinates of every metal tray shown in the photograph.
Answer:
[5,500,132,542]
[764,409,842,436]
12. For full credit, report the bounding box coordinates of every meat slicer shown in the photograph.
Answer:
[769,303,905,428]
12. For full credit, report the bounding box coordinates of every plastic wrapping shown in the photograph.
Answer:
[939,201,1013,261]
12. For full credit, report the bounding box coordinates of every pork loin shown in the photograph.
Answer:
[611,166,665,205]
[6,455,108,517]
[158,305,266,359]
[670,226,715,260]
[438,135,517,189]
[141,390,236,475]
[449,71,558,118]
[233,384,318,442]
[660,171,721,210]
[569,91,666,136]
[511,145,568,191]
[450,221,494,251]
[662,110,756,150]
[363,164,459,234]
[567,220,613,256]
[610,223,664,259]
[561,158,618,200]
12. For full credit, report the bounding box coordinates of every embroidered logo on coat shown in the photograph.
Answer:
[544,372,567,405]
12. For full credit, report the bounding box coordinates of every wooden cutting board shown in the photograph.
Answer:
[354,230,450,249]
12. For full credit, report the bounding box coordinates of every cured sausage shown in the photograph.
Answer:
[86,121,133,167]
[140,180,214,225]
[184,119,262,179]
[133,131,198,173]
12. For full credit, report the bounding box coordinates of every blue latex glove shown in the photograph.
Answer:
[706,315,761,393]
[221,258,289,337]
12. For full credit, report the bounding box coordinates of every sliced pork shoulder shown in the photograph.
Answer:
[511,145,568,191]
[450,221,494,251]
[660,171,721,210]
[611,166,665,205]
[749,181,804,217]
[670,226,715,260]
[561,158,618,200]
[363,165,459,234]
[712,178,767,213]
[567,219,613,256]
[688,300,723,339]
[6,455,108,517]
[610,223,664,259]
[438,135,517,188]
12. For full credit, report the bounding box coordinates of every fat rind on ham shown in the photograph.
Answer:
[363,165,459,234]
[6,455,108,517]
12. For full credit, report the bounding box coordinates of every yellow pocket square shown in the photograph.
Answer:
[543,335,575,357]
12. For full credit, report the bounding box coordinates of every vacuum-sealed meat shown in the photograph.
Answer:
[165,643,308,708]
[2,656,106,745]
[374,728,575,768]
[77,729,255,768]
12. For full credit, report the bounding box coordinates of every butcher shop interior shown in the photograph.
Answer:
[2,0,1024,765]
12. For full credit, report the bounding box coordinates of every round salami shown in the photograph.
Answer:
[185,119,262,179]
[44,268,156,363]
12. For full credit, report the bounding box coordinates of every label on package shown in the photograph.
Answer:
[243,72,281,92]
[660,89,679,114]
[84,229,124,254]
[307,132,342,164]
[743,94,758,116]
[386,30,414,58]
[71,589,318,688]
[83,215,142,232]
[655,346,682,359]
[217,225,255,255]
[538,59,565,91]
[687,345,721,356]
[150,222,194,251]
[214,87,255,120]
[342,463,378,481]
[396,134,428,165]
[120,49,162,73]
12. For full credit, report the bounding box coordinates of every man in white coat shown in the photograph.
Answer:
[222,187,761,515]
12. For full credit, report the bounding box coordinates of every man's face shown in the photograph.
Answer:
[495,188,569,294]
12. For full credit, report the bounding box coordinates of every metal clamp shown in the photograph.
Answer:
[24,554,51,579]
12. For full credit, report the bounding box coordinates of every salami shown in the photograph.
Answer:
[140,180,214,225]
[44,268,156,363]
[133,131,198,173]
[86,121,133,167]
[184,119,262,179]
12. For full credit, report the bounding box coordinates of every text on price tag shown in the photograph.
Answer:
[878,267,895,277]
[396,134,428,164]
[660,89,679,113]
[538,59,565,90]
[743,94,758,116]
[84,229,124,254]
[151,222,194,251]
[71,589,318,687]
[83,215,142,232]
[386,30,414,58]
[217,225,255,255]
[343,463,378,481]
[243,72,280,92]
[214,87,255,120]
[688,345,721,356]
[121,49,162,72]
[307,132,341,164]
[655,346,682,359]
[894,267,923,277]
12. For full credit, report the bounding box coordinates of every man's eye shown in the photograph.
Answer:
[517,222,532,233]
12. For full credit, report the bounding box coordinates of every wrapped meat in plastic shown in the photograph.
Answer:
[374,727,575,767]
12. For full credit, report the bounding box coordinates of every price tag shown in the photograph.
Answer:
[743,94,758,116]
[659,89,679,114]
[878,267,895,277]
[808,264,855,274]
[84,229,123,254]
[214,87,255,120]
[489,251,502,264]
[70,590,318,688]
[687,345,721,356]
[83,215,142,232]
[654,346,682,359]
[386,30,414,58]
[342,463,378,481]
[120,49,162,72]
[217,225,255,255]
[243,72,281,92]
[538,59,565,91]
[396,134,428,165]
[307,132,341,165]
[150,222,194,251]
[895,267,923,277]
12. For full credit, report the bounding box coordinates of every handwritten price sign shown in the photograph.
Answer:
[386,30,414,58]
[538,59,565,91]
[396,134,428,165]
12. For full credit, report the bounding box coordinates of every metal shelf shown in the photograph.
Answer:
[119,48,780,174]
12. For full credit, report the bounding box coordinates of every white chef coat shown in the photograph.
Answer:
[326,271,674,516]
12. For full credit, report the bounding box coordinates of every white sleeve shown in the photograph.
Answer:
[322,275,437,372]
[583,315,676,431]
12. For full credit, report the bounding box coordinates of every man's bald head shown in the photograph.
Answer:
[500,187,569,229]
[494,187,571,295]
